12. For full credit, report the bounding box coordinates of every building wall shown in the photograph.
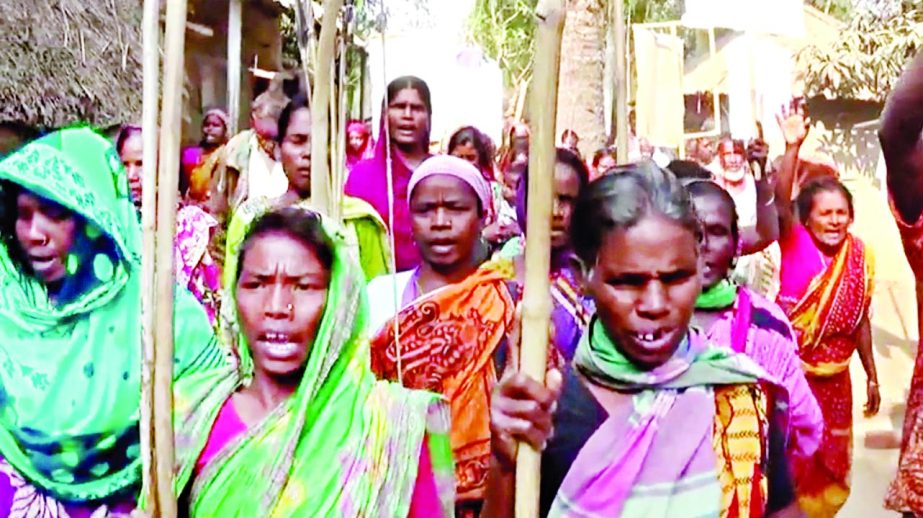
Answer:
[183,0,283,145]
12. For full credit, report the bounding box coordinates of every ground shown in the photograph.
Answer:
[835,176,913,517]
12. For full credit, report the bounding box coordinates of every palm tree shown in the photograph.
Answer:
[555,0,608,157]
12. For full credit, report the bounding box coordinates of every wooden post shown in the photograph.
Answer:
[515,1,565,517]
[152,0,188,515]
[227,0,243,135]
[311,0,345,215]
[295,0,316,104]
[612,0,629,161]
[140,0,160,512]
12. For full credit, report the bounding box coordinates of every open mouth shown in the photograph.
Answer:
[257,331,301,358]
[628,327,675,352]
[28,253,59,273]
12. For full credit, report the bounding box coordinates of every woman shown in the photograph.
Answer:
[223,94,390,288]
[0,127,225,515]
[170,207,453,517]
[686,179,823,459]
[500,148,592,360]
[182,108,230,204]
[345,76,433,271]
[366,155,519,515]
[116,126,222,325]
[346,119,374,171]
[447,126,518,246]
[775,101,879,516]
[207,79,291,233]
[484,162,800,517]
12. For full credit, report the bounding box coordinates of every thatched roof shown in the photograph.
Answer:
[0,0,143,130]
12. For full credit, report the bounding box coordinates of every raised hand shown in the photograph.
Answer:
[776,98,809,147]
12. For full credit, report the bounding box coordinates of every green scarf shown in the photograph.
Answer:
[173,210,453,517]
[574,319,763,391]
[0,128,225,502]
[695,279,739,310]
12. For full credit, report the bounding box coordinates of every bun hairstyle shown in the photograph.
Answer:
[570,161,701,267]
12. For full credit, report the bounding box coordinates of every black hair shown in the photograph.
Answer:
[561,129,579,141]
[447,126,494,175]
[685,180,740,250]
[0,180,27,273]
[384,76,433,150]
[516,148,591,208]
[115,125,142,156]
[276,93,311,143]
[667,160,714,181]
[387,75,433,115]
[237,207,334,282]
[570,161,701,266]
[796,176,854,224]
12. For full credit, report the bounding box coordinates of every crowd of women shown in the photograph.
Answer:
[4,50,923,517]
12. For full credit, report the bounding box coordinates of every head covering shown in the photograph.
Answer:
[204,108,230,129]
[0,127,222,502]
[407,154,492,212]
[172,208,453,517]
[346,120,375,168]
[347,120,370,136]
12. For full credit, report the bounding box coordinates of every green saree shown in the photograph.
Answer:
[173,209,453,517]
[0,127,226,503]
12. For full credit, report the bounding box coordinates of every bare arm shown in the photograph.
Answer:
[856,315,881,416]
[481,459,516,518]
[774,101,809,241]
[741,171,780,255]
[880,51,923,222]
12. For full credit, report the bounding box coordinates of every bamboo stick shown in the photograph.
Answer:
[311,0,345,215]
[332,25,349,220]
[151,0,188,515]
[515,1,565,518]
[140,0,160,512]
[227,0,243,135]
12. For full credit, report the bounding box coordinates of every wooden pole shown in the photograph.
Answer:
[227,0,243,135]
[515,1,565,517]
[140,0,160,512]
[295,0,316,104]
[612,0,629,161]
[311,0,345,215]
[152,0,188,515]
[332,27,349,220]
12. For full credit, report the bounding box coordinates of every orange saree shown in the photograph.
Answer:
[779,233,874,517]
[370,259,517,507]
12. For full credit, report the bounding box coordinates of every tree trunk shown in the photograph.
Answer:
[555,0,607,158]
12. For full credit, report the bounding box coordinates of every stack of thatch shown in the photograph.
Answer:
[0,0,143,130]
